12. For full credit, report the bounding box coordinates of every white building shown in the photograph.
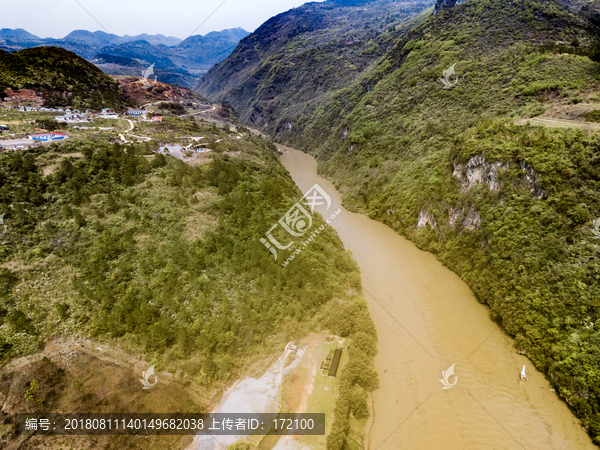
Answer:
[126,110,148,116]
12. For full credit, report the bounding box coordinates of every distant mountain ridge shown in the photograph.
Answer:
[0,28,40,40]
[61,30,183,47]
[0,27,250,88]
[0,28,183,47]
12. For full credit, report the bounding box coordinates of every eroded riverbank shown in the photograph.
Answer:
[279,144,595,450]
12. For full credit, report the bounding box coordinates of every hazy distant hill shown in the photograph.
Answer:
[173,28,250,67]
[0,28,40,40]
[98,28,249,73]
[62,29,120,46]
[121,33,182,46]
[61,29,182,47]
[0,27,249,88]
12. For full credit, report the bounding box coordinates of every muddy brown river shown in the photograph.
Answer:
[279,145,595,450]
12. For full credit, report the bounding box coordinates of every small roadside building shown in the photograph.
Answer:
[152,114,163,122]
[126,110,148,117]
[328,348,343,378]
[55,114,85,123]
[29,133,68,142]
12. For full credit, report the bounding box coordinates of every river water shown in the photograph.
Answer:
[279,144,595,450]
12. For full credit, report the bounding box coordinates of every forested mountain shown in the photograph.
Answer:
[197,0,600,444]
[0,119,376,448]
[0,46,130,110]
[196,0,435,128]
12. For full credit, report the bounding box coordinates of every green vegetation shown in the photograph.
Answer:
[200,0,600,444]
[327,300,379,450]
[159,101,187,115]
[0,105,382,449]
[196,0,435,130]
[583,110,600,122]
[0,129,359,375]
[0,116,368,429]
[24,379,42,406]
[0,47,131,111]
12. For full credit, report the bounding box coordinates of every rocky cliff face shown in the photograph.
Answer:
[452,156,546,198]
[452,156,508,192]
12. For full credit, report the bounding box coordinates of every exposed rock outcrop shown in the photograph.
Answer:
[453,156,509,191]
[520,162,546,199]
[449,206,482,231]
[453,155,546,198]
[418,209,437,229]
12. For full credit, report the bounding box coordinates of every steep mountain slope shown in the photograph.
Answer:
[0,46,130,110]
[196,0,434,130]
[199,0,600,445]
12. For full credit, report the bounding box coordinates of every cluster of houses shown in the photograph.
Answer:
[55,108,163,122]
[1,105,167,152]
[13,106,164,123]
[56,111,91,123]
[20,106,58,112]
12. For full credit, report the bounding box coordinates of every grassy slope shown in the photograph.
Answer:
[0,118,379,447]
[283,0,600,444]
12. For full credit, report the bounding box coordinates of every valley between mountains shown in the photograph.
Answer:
[1,0,600,448]
[199,0,600,447]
